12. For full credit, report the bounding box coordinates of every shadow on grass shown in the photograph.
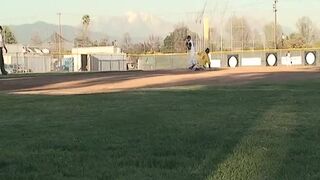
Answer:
[0,82,319,179]
[0,84,276,179]
[0,70,211,92]
[206,82,320,180]
[3,69,320,95]
[269,85,320,180]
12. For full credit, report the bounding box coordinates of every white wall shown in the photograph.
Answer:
[71,46,122,55]
[3,55,12,64]
[281,56,302,65]
[241,58,262,66]
[5,44,25,54]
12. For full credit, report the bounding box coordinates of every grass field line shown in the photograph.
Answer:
[207,104,297,179]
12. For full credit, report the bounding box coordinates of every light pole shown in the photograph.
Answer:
[57,13,62,58]
[273,0,278,49]
[230,12,235,51]
[230,15,233,51]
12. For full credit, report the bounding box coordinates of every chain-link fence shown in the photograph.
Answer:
[4,53,128,74]
[4,54,54,73]
[90,54,127,72]
[136,48,320,70]
[3,48,320,74]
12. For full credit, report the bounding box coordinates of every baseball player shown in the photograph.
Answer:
[186,35,197,70]
[197,48,211,70]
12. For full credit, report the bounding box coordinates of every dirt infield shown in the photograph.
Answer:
[0,67,319,95]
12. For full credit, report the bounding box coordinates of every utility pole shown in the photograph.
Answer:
[57,12,62,58]
[220,0,230,52]
[230,12,235,51]
[196,0,208,52]
[273,0,278,49]
[220,25,223,52]
[252,30,255,51]
[241,18,244,51]
[230,16,233,51]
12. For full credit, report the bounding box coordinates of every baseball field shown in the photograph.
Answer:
[0,67,320,179]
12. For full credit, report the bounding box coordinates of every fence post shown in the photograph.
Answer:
[43,55,45,72]
[154,54,156,70]
[300,50,303,65]
[118,59,120,71]
[26,56,29,73]
[171,54,174,69]
[15,53,18,74]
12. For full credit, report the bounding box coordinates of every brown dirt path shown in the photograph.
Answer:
[0,67,319,95]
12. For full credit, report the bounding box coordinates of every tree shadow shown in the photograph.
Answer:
[0,85,273,179]
[267,83,320,179]
[0,70,211,92]
[0,81,319,179]
[7,70,320,95]
[203,82,320,179]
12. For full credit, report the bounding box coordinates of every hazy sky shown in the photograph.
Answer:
[0,0,319,29]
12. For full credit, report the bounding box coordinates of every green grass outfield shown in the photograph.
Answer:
[0,80,320,179]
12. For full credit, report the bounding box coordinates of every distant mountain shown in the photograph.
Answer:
[9,21,73,44]
[6,13,296,47]
[93,12,174,42]
[9,21,107,45]
[9,13,174,45]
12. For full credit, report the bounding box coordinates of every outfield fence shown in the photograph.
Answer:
[136,48,320,70]
[4,53,128,74]
[3,48,320,74]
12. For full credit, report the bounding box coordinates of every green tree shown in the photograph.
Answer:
[162,25,198,53]
[287,33,306,48]
[82,14,90,37]
[147,35,161,53]
[3,26,17,44]
[162,34,174,53]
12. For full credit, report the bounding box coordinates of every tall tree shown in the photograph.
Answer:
[162,34,174,53]
[30,33,43,46]
[74,14,92,47]
[263,22,283,49]
[3,26,17,44]
[122,32,132,53]
[162,25,198,53]
[148,35,161,53]
[48,32,67,55]
[287,33,306,48]
[208,27,221,51]
[99,38,109,46]
[313,27,320,47]
[82,14,91,38]
[225,16,252,50]
[296,16,316,45]
[251,29,264,50]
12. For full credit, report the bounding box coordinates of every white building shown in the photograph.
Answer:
[63,46,127,72]
[3,44,52,73]
[71,46,122,55]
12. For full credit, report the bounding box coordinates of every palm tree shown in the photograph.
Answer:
[82,15,90,37]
